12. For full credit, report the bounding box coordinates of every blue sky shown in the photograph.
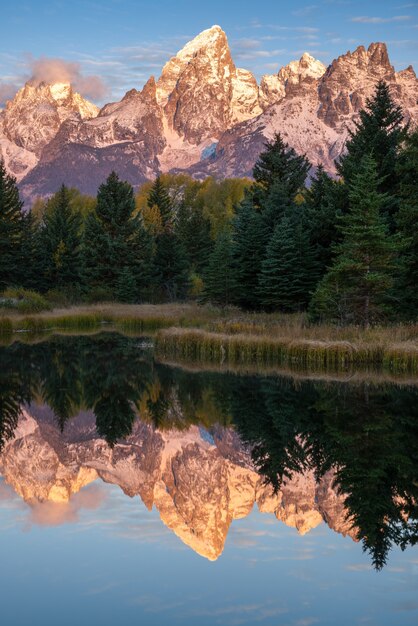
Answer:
[1,0,417,105]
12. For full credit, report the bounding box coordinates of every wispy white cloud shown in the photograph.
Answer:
[345,563,372,571]
[186,601,289,626]
[235,23,320,34]
[292,5,319,17]
[28,55,108,99]
[351,15,412,23]
[271,25,320,33]
[0,54,109,105]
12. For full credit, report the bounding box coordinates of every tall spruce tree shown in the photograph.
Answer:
[176,201,212,274]
[147,177,189,301]
[228,134,311,311]
[252,133,311,234]
[232,198,267,309]
[305,165,342,278]
[310,155,398,326]
[20,211,45,291]
[42,184,83,290]
[83,172,152,300]
[153,232,189,301]
[0,160,25,290]
[116,267,137,303]
[258,213,318,312]
[203,230,236,307]
[336,80,407,228]
[147,175,172,227]
[253,133,311,197]
[395,130,418,319]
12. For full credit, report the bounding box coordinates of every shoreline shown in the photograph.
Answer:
[1,303,417,375]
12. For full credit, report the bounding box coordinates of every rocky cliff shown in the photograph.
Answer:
[0,81,98,181]
[1,28,416,200]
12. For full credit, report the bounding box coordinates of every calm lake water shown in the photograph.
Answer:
[0,333,417,626]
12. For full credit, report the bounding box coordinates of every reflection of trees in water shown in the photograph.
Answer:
[38,339,84,431]
[228,377,418,570]
[0,334,154,446]
[0,343,33,451]
[0,334,417,568]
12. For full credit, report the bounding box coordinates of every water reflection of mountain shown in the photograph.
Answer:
[0,333,417,567]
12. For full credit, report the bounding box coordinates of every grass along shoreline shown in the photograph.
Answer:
[0,303,211,337]
[1,303,417,374]
[154,326,418,374]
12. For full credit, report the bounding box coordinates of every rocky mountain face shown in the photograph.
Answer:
[0,82,99,181]
[0,407,356,561]
[259,52,326,108]
[187,42,418,180]
[0,25,416,200]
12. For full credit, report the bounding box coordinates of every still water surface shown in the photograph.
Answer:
[0,333,417,625]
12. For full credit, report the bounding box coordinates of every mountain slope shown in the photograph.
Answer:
[0,81,99,181]
[18,25,266,198]
[0,27,415,199]
[184,43,418,179]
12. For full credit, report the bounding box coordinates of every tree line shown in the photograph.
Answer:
[0,80,416,325]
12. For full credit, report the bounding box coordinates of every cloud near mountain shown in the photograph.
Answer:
[28,56,108,100]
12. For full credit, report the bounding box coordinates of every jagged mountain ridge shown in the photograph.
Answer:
[185,42,418,179]
[0,407,356,561]
[0,25,416,199]
[0,81,99,181]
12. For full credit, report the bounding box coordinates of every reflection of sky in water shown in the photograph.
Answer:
[0,479,417,626]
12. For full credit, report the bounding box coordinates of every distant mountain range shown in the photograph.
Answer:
[0,25,416,201]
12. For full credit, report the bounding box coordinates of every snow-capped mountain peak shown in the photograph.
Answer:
[260,52,327,107]
[0,26,416,200]
[0,79,99,182]
[49,81,72,101]
[176,24,225,62]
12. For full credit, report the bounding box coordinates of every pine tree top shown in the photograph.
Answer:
[252,133,311,195]
[337,80,407,184]
[147,176,172,228]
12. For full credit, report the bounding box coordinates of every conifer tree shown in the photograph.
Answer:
[311,155,397,326]
[20,211,45,291]
[337,80,407,227]
[176,201,212,273]
[232,199,267,309]
[203,230,236,307]
[147,175,172,227]
[0,160,25,290]
[305,165,342,278]
[258,214,318,312]
[147,177,189,301]
[153,232,189,301]
[42,184,83,290]
[116,267,137,303]
[252,133,311,234]
[84,172,153,300]
[394,130,418,319]
[253,133,311,196]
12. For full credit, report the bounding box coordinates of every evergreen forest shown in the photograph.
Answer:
[1,81,417,327]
